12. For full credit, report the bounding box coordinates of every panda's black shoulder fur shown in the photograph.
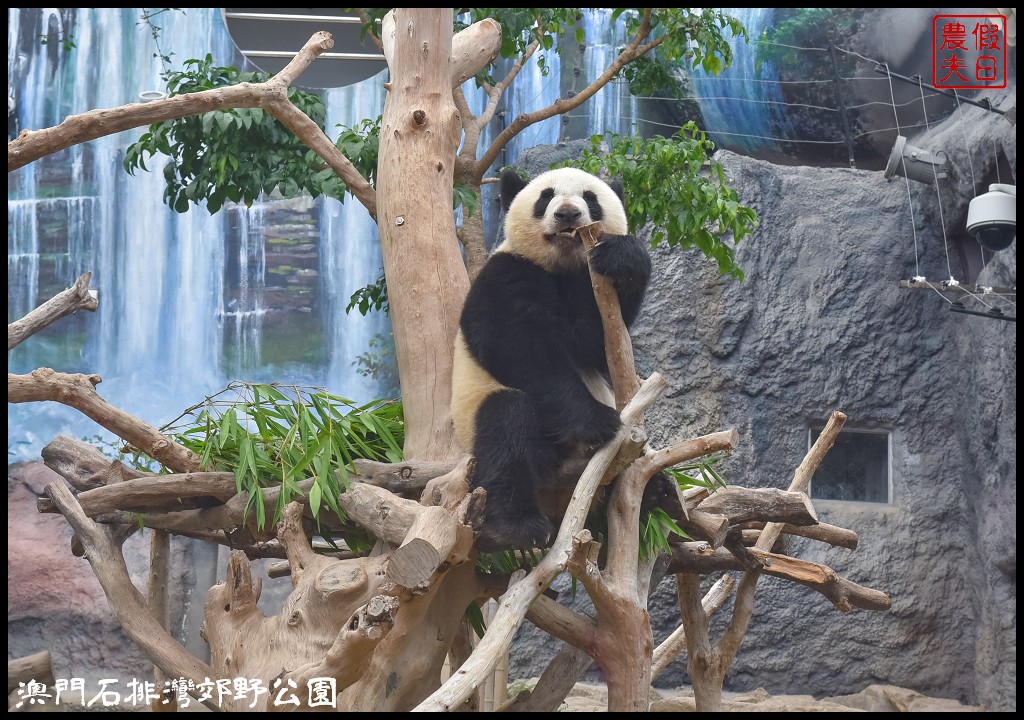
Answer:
[460,251,612,415]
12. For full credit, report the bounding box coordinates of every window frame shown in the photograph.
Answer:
[806,425,893,505]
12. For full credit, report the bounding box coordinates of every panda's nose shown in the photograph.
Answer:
[553,206,582,224]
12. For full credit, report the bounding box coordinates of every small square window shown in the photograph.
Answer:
[807,426,891,503]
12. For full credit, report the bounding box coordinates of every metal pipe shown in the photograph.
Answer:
[874,65,1008,116]
[224,12,365,24]
[239,50,384,61]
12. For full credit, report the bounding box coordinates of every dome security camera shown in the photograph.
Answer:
[966,183,1016,252]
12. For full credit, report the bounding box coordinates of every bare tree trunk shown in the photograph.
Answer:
[651,574,734,681]
[377,8,469,461]
[447,619,484,711]
[594,599,654,711]
[677,572,729,712]
[44,482,219,710]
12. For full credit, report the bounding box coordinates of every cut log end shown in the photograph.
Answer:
[385,537,442,588]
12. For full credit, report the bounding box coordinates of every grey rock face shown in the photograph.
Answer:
[506,93,1015,711]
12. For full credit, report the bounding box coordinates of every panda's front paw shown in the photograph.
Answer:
[641,472,679,517]
[560,401,621,448]
[588,233,651,281]
[475,511,553,553]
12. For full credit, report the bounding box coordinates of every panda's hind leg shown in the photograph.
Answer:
[471,388,557,552]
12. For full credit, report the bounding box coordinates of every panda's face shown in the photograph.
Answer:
[499,168,628,271]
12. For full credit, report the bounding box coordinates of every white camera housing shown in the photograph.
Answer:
[966,183,1016,252]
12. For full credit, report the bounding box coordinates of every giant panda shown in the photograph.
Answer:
[451,166,658,552]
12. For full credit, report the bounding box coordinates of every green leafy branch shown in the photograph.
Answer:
[562,125,759,281]
[610,8,745,96]
[123,54,345,214]
[324,116,381,199]
[347,270,389,316]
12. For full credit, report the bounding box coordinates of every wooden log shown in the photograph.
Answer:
[679,510,729,549]
[419,454,475,510]
[8,34,377,217]
[148,529,176,712]
[7,651,55,694]
[736,520,858,550]
[723,528,763,573]
[650,574,734,681]
[339,483,433,548]
[743,411,848,575]
[497,644,593,712]
[42,435,148,492]
[739,529,786,553]
[73,522,139,558]
[602,426,647,486]
[90,505,237,536]
[37,472,237,516]
[44,481,217,709]
[449,18,502,88]
[565,530,614,611]
[646,429,740,476]
[266,544,359,579]
[375,7,467,460]
[354,457,460,496]
[750,549,891,612]
[10,369,201,473]
[524,595,599,652]
[664,544,889,612]
[667,542,746,574]
[381,14,501,91]
[697,487,818,527]
[385,505,474,588]
[317,593,400,690]
[446,619,483,712]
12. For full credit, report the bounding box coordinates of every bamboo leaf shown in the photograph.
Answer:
[156,382,404,544]
[309,478,322,517]
[465,602,487,639]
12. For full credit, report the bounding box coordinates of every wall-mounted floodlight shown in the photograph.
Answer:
[883,135,949,184]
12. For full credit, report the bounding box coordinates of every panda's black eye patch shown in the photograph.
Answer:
[533,188,555,218]
[583,190,603,221]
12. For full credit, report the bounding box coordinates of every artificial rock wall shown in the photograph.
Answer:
[507,91,1015,711]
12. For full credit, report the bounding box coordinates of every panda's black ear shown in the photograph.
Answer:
[500,169,529,212]
[607,177,625,205]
